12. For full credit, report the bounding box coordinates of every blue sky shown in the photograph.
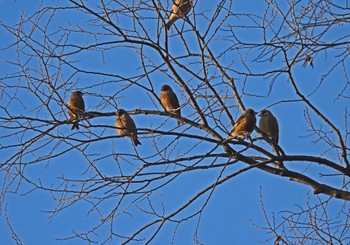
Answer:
[0,0,349,244]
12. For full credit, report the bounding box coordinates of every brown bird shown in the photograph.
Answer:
[229,109,257,139]
[302,55,314,68]
[258,109,279,144]
[274,236,283,245]
[166,0,192,30]
[160,84,182,125]
[115,109,141,146]
[67,91,85,130]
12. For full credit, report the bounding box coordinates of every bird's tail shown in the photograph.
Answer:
[177,119,183,126]
[270,142,287,170]
[71,119,79,130]
[166,18,176,30]
[165,22,172,30]
[220,135,233,145]
[133,137,142,146]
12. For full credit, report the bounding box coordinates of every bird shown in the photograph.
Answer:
[166,0,192,30]
[302,55,314,68]
[115,109,141,146]
[229,109,257,140]
[258,109,279,144]
[160,84,182,125]
[67,91,85,130]
[259,109,286,169]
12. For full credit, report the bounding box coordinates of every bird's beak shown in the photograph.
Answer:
[258,111,263,116]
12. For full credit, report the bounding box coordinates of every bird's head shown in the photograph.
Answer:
[258,109,271,117]
[161,85,172,92]
[245,108,257,116]
[116,109,126,117]
[71,91,84,98]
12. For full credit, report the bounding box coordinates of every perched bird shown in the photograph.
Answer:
[166,0,192,30]
[229,109,257,139]
[160,84,182,125]
[274,236,283,245]
[302,55,314,68]
[115,109,141,146]
[67,91,85,130]
[259,109,286,169]
[258,109,279,144]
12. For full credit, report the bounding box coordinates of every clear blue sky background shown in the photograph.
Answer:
[0,0,348,244]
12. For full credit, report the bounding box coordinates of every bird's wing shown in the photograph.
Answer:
[179,0,191,15]
[80,97,85,111]
[170,91,181,116]
[125,114,137,134]
[230,115,247,134]
[270,116,279,142]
